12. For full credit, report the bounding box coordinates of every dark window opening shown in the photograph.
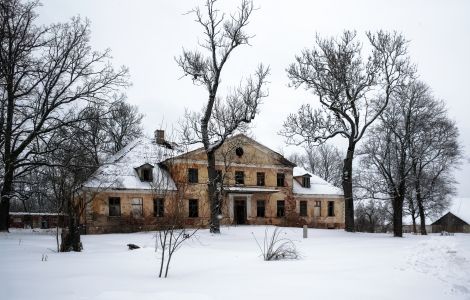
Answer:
[235,147,244,157]
[154,198,164,217]
[300,201,308,217]
[109,197,121,217]
[257,200,266,217]
[189,199,199,218]
[277,173,285,187]
[235,171,245,185]
[188,168,198,183]
[142,168,153,182]
[256,172,265,186]
[277,200,285,217]
[328,201,335,217]
[302,176,310,188]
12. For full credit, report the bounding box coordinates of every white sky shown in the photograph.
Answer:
[38,0,470,196]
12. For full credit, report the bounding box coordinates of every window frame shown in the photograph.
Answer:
[302,176,311,188]
[235,171,245,185]
[188,199,199,218]
[154,198,164,218]
[256,172,265,186]
[328,201,335,217]
[131,197,143,218]
[299,200,308,217]
[188,168,198,184]
[142,168,153,182]
[109,197,121,217]
[277,200,285,217]
[256,200,266,217]
[276,173,285,187]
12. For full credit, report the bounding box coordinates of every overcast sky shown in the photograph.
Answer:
[38,0,470,196]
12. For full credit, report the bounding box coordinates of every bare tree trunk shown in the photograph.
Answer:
[60,202,82,252]
[392,191,404,237]
[342,143,355,232]
[0,169,14,231]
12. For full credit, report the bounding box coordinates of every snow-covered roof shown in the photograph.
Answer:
[292,167,343,196]
[82,137,176,191]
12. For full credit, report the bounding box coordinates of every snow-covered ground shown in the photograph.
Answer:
[1,227,469,300]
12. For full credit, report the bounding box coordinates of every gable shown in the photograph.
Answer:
[431,212,469,226]
[171,134,296,168]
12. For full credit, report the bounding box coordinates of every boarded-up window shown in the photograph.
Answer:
[257,200,265,217]
[109,197,121,217]
[189,199,198,218]
[300,201,308,217]
[154,198,164,217]
[328,201,335,217]
[132,198,143,217]
[277,200,285,217]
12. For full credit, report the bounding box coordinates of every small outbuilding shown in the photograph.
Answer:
[431,212,469,233]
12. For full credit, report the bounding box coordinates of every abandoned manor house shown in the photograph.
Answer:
[80,131,345,234]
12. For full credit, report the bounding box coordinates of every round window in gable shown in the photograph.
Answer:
[235,147,244,157]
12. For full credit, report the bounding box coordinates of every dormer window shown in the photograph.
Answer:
[135,163,154,182]
[302,175,311,188]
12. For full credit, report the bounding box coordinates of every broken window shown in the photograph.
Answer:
[109,197,121,217]
[276,173,285,187]
[256,172,265,186]
[302,176,310,188]
[189,199,198,218]
[257,200,265,217]
[328,201,335,217]
[235,171,244,185]
[299,201,308,217]
[277,200,285,217]
[154,198,164,217]
[188,168,198,183]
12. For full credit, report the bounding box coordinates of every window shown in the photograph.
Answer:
[154,198,164,217]
[299,201,308,217]
[109,197,121,216]
[235,171,244,185]
[315,201,321,207]
[277,200,285,217]
[302,176,311,188]
[328,201,335,217]
[131,198,143,217]
[142,168,153,182]
[216,170,223,184]
[189,199,198,218]
[188,168,198,183]
[256,200,266,217]
[277,173,285,187]
[256,172,265,186]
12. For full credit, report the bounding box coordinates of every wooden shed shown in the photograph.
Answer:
[431,212,470,233]
[9,212,66,229]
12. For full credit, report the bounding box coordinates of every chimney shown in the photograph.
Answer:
[155,129,165,145]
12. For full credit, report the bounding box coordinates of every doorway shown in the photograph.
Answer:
[233,197,247,225]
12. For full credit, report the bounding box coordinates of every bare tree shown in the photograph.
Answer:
[281,30,412,232]
[289,143,343,187]
[358,80,460,237]
[176,0,269,233]
[0,0,129,231]
[355,200,390,233]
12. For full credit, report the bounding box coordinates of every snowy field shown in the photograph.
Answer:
[1,227,470,300]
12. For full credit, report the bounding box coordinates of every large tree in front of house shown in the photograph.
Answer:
[177,0,269,233]
[0,0,129,231]
[281,31,412,232]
